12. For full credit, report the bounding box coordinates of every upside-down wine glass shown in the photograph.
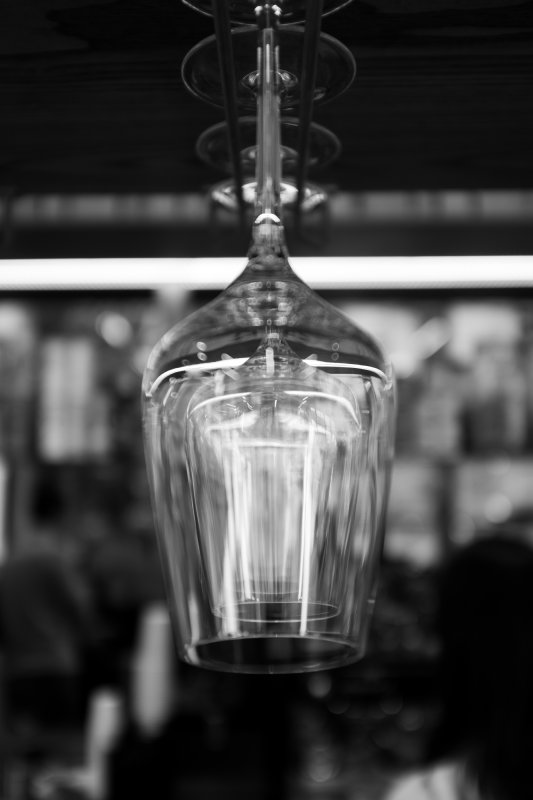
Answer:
[183,0,354,25]
[142,3,395,674]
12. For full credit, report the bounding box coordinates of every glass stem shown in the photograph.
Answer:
[252,4,284,252]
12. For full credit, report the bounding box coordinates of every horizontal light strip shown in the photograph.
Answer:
[0,256,532,291]
[6,191,533,225]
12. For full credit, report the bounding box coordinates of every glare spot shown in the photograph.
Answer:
[95,312,133,348]
[327,698,350,716]
[484,493,513,524]
[380,695,403,716]
[398,707,425,732]
[451,519,477,545]
[309,761,335,783]
[132,346,150,375]
[307,673,332,699]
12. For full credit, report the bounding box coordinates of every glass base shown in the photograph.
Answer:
[183,0,355,26]
[182,28,356,111]
[184,635,365,674]
[196,116,341,173]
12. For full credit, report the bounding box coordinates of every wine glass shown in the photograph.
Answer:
[181,27,356,111]
[196,116,341,174]
[143,3,395,674]
[183,0,354,25]
[197,117,337,213]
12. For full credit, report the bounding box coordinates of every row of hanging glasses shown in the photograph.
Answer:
[182,1,356,211]
[142,0,396,674]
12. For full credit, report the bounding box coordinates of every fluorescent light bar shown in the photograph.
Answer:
[0,257,532,290]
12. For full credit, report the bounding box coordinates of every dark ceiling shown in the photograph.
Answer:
[2,0,533,259]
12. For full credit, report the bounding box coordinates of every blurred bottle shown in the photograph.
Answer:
[523,328,533,449]
[464,341,527,454]
[85,689,124,800]
[39,336,111,462]
[130,603,175,737]
[394,376,423,455]
[0,303,35,460]
[414,356,463,459]
[106,604,179,800]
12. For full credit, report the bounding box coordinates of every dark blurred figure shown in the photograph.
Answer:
[83,528,165,689]
[0,479,91,750]
[386,535,533,800]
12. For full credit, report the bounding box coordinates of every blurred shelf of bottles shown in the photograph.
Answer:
[2,290,533,694]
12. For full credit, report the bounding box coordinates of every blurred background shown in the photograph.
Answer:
[2,0,533,798]
[2,288,533,800]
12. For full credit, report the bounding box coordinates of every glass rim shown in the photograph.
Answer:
[183,631,367,674]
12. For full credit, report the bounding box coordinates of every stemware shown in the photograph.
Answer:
[143,3,395,673]
[181,27,356,111]
[196,117,341,174]
[183,0,354,25]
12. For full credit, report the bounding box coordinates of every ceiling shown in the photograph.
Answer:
[2,0,533,260]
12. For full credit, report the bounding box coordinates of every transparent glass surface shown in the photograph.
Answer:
[143,246,395,673]
[181,28,356,111]
[183,0,354,25]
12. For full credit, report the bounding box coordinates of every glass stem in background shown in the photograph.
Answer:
[211,0,246,222]
[296,0,324,224]
[253,4,284,251]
